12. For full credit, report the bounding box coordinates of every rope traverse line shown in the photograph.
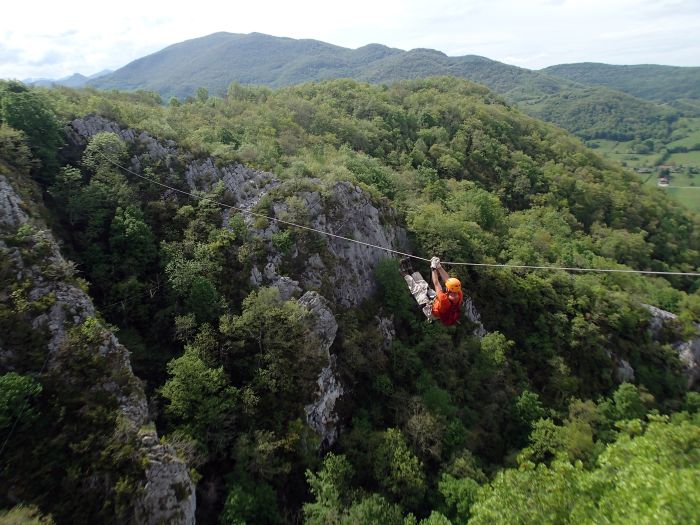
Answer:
[99,152,700,277]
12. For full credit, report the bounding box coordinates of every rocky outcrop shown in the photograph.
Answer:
[644,304,678,339]
[62,116,412,449]
[249,181,409,307]
[462,296,487,338]
[299,291,338,357]
[643,304,700,388]
[0,171,195,524]
[136,432,197,525]
[299,291,343,447]
[317,182,408,307]
[616,358,635,383]
[0,174,29,227]
[376,315,396,350]
[305,360,344,447]
[676,339,700,388]
[187,157,279,210]
[65,116,409,308]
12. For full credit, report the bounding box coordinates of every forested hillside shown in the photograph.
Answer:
[89,32,683,144]
[542,62,700,113]
[2,77,700,524]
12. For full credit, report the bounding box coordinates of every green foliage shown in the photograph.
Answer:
[9,74,700,523]
[0,81,62,183]
[0,372,42,428]
[0,505,54,524]
[470,413,700,525]
[470,457,588,525]
[218,287,324,420]
[438,474,478,524]
[543,63,700,109]
[345,152,396,198]
[373,428,426,509]
[160,345,238,455]
[374,258,416,322]
[0,318,146,524]
[479,332,512,368]
[513,390,547,431]
[303,453,355,524]
[109,205,157,276]
[528,87,678,141]
[0,124,38,174]
[81,131,128,173]
[342,494,405,525]
[84,33,695,146]
[520,418,565,464]
[611,382,649,421]
[220,480,280,525]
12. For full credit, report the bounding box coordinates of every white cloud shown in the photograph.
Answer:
[1,0,698,80]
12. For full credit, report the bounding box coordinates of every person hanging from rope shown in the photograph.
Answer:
[400,256,463,326]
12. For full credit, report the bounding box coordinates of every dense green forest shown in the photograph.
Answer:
[87,32,687,146]
[542,63,700,113]
[2,77,700,524]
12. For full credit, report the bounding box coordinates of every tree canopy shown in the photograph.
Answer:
[1,78,699,523]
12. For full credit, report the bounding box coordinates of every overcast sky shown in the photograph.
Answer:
[2,0,699,80]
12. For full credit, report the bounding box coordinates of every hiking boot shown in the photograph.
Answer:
[399,257,413,275]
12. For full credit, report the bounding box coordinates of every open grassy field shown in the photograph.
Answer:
[588,139,656,169]
[668,150,700,166]
[587,118,700,212]
[662,186,700,210]
[668,118,700,148]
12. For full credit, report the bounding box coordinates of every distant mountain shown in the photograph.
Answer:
[27,70,112,88]
[542,62,700,113]
[353,48,679,140]
[89,32,689,141]
[87,32,574,99]
[91,32,404,96]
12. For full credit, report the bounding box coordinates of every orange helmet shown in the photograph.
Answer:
[445,278,461,293]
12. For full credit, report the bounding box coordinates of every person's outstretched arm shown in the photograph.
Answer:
[431,256,444,293]
[437,265,450,283]
[432,267,443,293]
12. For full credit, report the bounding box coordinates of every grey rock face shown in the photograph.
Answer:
[643,304,700,388]
[65,114,123,144]
[676,338,700,388]
[64,117,411,450]
[643,303,678,339]
[315,182,408,308]
[616,359,636,382]
[299,291,338,357]
[462,296,487,338]
[0,175,30,228]
[185,158,279,210]
[136,432,196,525]
[250,182,409,308]
[299,291,343,446]
[0,172,195,524]
[66,117,410,309]
[305,359,344,447]
[376,316,396,350]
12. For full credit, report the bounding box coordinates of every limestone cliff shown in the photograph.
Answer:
[299,291,342,447]
[644,304,700,389]
[64,115,409,309]
[0,166,195,524]
[63,115,413,450]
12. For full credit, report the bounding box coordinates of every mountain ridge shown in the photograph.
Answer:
[85,32,693,143]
